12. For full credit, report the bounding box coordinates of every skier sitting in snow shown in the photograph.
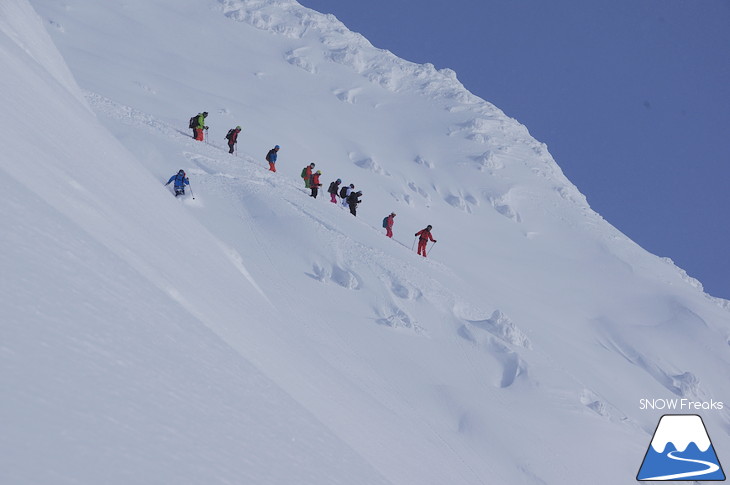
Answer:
[415,225,436,257]
[165,169,190,197]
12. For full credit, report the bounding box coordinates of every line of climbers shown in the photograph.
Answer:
[182,111,438,257]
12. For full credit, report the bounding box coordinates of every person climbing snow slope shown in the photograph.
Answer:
[190,112,208,141]
[328,179,341,203]
[383,212,396,238]
[266,145,280,172]
[225,126,242,154]
[301,163,315,188]
[415,225,437,257]
[310,170,322,198]
[347,190,362,216]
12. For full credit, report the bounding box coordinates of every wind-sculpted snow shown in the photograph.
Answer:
[219,0,481,101]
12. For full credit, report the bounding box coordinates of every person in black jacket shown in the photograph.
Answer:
[347,190,362,216]
[327,179,341,203]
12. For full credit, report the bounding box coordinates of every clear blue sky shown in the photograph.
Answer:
[299,0,730,299]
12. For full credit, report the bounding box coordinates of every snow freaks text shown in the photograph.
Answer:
[639,399,724,411]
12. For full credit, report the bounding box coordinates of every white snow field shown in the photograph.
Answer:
[2,0,729,483]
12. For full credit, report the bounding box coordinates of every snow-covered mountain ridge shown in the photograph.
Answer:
[3,0,729,483]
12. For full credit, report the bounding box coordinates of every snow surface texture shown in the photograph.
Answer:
[2,0,729,483]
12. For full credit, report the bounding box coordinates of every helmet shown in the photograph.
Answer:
[350,184,354,188]
[316,170,321,174]
[202,112,208,116]
[310,162,316,167]
[336,179,341,183]
[391,212,396,216]
[426,225,432,230]
[274,145,280,149]
[178,169,185,174]
[236,125,241,130]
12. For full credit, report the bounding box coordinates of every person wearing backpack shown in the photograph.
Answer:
[383,212,396,238]
[327,179,341,203]
[225,126,242,154]
[415,225,437,257]
[347,190,362,216]
[265,145,280,172]
[301,163,315,188]
[310,170,323,198]
[165,169,190,197]
[340,183,353,207]
[190,112,208,141]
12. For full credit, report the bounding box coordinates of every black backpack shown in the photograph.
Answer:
[188,115,197,129]
[225,129,234,140]
[339,187,348,198]
[382,216,389,228]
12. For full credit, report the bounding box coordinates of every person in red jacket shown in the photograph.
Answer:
[225,126,242,154]
[415,225,436,257]
[385,212,396,238]
[302,163,315,188]
[309,170,322,198]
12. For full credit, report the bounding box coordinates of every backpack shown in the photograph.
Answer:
[382,217,389,228]
[225,129,234,140]
[301,167,308,179]
[339,186,348,198]
[188,115,197,129]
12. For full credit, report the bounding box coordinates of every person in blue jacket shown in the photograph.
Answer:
[265,145,280,172]
[165,169,189,197]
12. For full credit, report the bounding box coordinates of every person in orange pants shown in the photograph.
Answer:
[192,112,208,141]
[415,225,436,257]
[266,145,280,172]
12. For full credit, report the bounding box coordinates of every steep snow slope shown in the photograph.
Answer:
[0,3,393,485]
[4,0,730,483]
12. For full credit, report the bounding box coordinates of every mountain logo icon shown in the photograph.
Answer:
[637,414,726,481]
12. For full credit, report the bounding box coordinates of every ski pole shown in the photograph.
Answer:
[205,128,209,145]
[188,184,195,200]
[426,241,437,256]
[412,237,417,251]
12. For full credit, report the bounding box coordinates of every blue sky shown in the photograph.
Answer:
[298,0,730,299]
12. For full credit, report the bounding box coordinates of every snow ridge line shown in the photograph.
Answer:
[216,0,590,215]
